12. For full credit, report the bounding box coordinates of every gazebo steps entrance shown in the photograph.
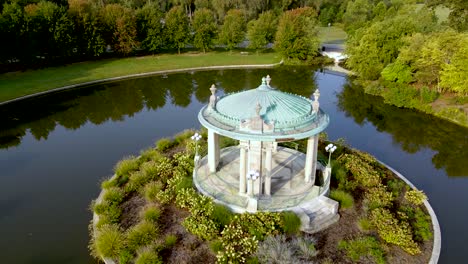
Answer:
[193,146,336,216]
[292,196,340,234]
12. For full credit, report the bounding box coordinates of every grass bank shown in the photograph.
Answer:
[0,51,280,103]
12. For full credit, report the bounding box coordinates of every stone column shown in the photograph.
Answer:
[208,129,219,173]
[264,143,273,196]
[304,135,319,183]
[248,140,263,195]
[239,141,248,194]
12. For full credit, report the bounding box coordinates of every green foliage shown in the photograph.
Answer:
[338,236,385,264]
[135,246,162,264]
[435,107,468,126]
[440,43,468,95]
[369,208,421,255]
[217,221,259,263]
[387,179,407,197]
[93,224,125,259]
[274,7,319,60]
[155,137,173,152]
[218,9,246,51]
[212,204,234,228]
[115,156,140,177]
[125,171,151,193]
[126,221,159,252]
[381,61,413,84]
[365,185,394,210]
[103,187,125,205]
[192,8,217,53]
[210,239,223,254]
[382,83,419,108]
[247,11,277,50]
[338,152,382,189]
[164,6,190,54]
[330,189,354,209]
[176,188,219,240]
[136,3,165,53]
[143,181,164,202]
[281,211,301,235]
[141,206,161,223]
[342,0,372,33]
[358,218,372,231]
[420,86,439,104]
[404,189,427,206]
[139,148,164,163]
[93,201,122,227]
[411,207,433,242]
[164,234,177,248]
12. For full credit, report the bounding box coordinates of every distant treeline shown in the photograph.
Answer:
[0,0,350,71]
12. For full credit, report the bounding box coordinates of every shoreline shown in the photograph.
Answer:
[0,61,282,107]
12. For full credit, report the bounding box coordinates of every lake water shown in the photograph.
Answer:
[0,67,467,263]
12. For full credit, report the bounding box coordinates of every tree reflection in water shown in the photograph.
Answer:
[337,80,468,177]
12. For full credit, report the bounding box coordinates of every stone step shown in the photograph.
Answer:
[306,213,340,234]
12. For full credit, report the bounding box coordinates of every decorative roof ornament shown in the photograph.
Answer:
[312,89,320,113]
[266,75,271,86]
[255,102,262,116]
[208,84,217,110]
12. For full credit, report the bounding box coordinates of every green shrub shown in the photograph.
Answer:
[126,171,151,193]
[369,208,420,255]
[404,189,427,206]
[126,221,159,252]
[338,236,385,264]
[135,246,162,264]
[143,181,164,202]
[93,224,125,259]
[115,156,140,177]
[156,138,173,151]
[281,211,302,235]
[141,161,159,182]
[212,204,234,228]
[330,190,354,209]
[436,107,468,125]
[174,129,196,145]
[420,86,439,103]
[338,153,382,189]
[103,187,125,205]
[210,239,223,254]
[164,234,177,248]
[118,249,133,264]
[101,178,119,189]
[383,83,419,108]
[387,179,407,197]
[358,218,372,231]
[94,202,122,227]
[237,212,283,240]
[217,222,259,263]
[411,207,433,242]
[140,148,164,163]
[365,185,394,210]
[141,206,161,223]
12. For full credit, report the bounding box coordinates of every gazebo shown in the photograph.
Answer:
[194,76,339,232]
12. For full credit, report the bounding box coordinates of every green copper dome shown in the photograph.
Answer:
[198,76,329,142]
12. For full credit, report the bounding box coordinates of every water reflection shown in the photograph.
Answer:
[0,68,318,150]
[337,80,468,177]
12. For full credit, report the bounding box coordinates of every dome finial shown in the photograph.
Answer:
[261,77,266,85]
[312,89,320,113]
[266,75,271,86]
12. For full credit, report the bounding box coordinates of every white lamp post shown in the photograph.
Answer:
[325,143,337,168]
[191,132,202,165]
[247,169,260,197]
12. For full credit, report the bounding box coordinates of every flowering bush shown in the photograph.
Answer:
[405,190,427,206]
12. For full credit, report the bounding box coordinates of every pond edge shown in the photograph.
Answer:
[377,160,441,264]
[91,159,441,264]
[0,61,283,107]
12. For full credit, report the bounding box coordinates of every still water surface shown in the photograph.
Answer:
[0,67,467,263]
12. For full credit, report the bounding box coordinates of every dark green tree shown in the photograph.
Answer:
[165,6,190,54]
[136,2,165,53]
[247,10,277,51]
[274,7,319,60]
[218,9,245,51]
[192,8,217,53]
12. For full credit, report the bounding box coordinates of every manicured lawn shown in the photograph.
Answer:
[318,26,347,45]
[0,51,281,103]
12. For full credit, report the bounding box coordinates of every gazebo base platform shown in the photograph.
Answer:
[194,146,333,211]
